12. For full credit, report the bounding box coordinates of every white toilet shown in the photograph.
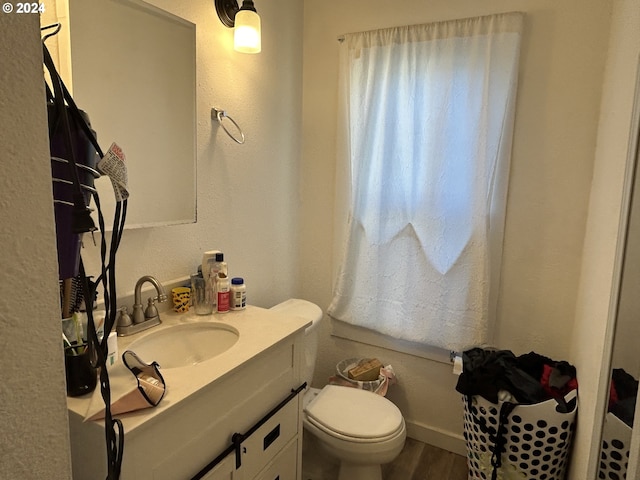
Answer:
[270,299,406,480]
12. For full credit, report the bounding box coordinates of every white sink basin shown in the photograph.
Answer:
[128,322,239,368]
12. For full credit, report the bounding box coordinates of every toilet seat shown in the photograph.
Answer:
[304,385,404,443]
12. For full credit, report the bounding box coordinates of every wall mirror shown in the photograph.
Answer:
[67,0,197,229]
[598,70,640,480]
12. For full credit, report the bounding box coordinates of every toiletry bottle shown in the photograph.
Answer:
[212,252,228,278]
[201,250,221,280]
[208,252,227,310]
[217,274,230,313]
[230,277,246,310]
[206,263,217,311]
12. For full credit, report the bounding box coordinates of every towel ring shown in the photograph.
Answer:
[212,107,245,144]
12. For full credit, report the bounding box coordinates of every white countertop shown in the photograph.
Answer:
[66,305,310,433]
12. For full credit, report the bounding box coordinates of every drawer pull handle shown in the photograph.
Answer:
[263,424,280,451]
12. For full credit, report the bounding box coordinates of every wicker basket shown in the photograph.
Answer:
[334,358,386,393]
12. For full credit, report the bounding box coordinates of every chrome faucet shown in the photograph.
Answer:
[116,275,167,336]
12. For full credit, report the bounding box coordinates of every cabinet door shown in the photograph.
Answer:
[253,438,298,480]
[200,452,237,480]
[239,400,298,479]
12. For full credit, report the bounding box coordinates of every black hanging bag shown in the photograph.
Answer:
[44,43,101,280]
[43,35,125,479]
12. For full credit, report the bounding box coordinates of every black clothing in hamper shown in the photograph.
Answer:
[455,348,577,406]
[455,348,547,404]
[610,368,639,427]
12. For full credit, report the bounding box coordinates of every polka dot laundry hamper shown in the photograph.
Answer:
[598,412,631,479]
[462,389,577,480]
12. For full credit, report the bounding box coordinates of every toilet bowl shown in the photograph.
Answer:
[303,385,406,480]
[270,299,406,480]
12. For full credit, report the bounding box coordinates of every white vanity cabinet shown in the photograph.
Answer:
[235,395,301,480]
[66,307,309,480]
[199,453,235,480]
[252,438,299,480]
[202,398,301,480]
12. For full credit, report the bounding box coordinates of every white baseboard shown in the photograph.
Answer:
[405,420,467,457]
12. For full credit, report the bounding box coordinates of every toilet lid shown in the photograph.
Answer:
[304,385,403,439]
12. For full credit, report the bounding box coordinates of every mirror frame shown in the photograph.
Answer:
[597,58,640,480]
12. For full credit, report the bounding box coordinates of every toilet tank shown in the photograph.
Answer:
[269,299,323,386]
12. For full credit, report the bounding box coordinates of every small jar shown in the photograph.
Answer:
[230,277,246,310]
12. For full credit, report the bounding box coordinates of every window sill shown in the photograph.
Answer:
[330,318,454,365]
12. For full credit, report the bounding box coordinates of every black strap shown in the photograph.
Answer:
[43,44,103,158]
[43,43,97,234]
[490,402,516,480]
[44,40,126,479]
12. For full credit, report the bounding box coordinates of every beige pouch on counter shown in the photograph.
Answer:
[85,350,166,421]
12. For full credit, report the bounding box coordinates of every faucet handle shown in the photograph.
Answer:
[116,306,133,327]
[145,297,160,321]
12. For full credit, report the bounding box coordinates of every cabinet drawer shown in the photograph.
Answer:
[254,438,298,480]
[239,398,298,479]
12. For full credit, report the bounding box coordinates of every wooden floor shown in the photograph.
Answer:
[303,437,468,480]
[382,438,468,480]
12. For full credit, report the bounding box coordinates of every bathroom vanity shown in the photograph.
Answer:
[66,306,310,480]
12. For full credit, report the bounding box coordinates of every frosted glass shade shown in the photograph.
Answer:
[234,9,261,53]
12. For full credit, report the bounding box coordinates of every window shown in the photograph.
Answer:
[328,13,524,351]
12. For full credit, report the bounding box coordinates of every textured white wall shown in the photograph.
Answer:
[0,14,73,480]
[571,1,640,478]
[301,0,613,459]
[79,0,304,309]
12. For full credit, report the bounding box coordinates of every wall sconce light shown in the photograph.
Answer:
[215,0,261,54]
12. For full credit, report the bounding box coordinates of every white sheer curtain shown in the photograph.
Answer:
[328,13,524,351]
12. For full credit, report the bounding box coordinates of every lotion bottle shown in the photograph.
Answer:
[217,274,230,313]
[207,252,227,310]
